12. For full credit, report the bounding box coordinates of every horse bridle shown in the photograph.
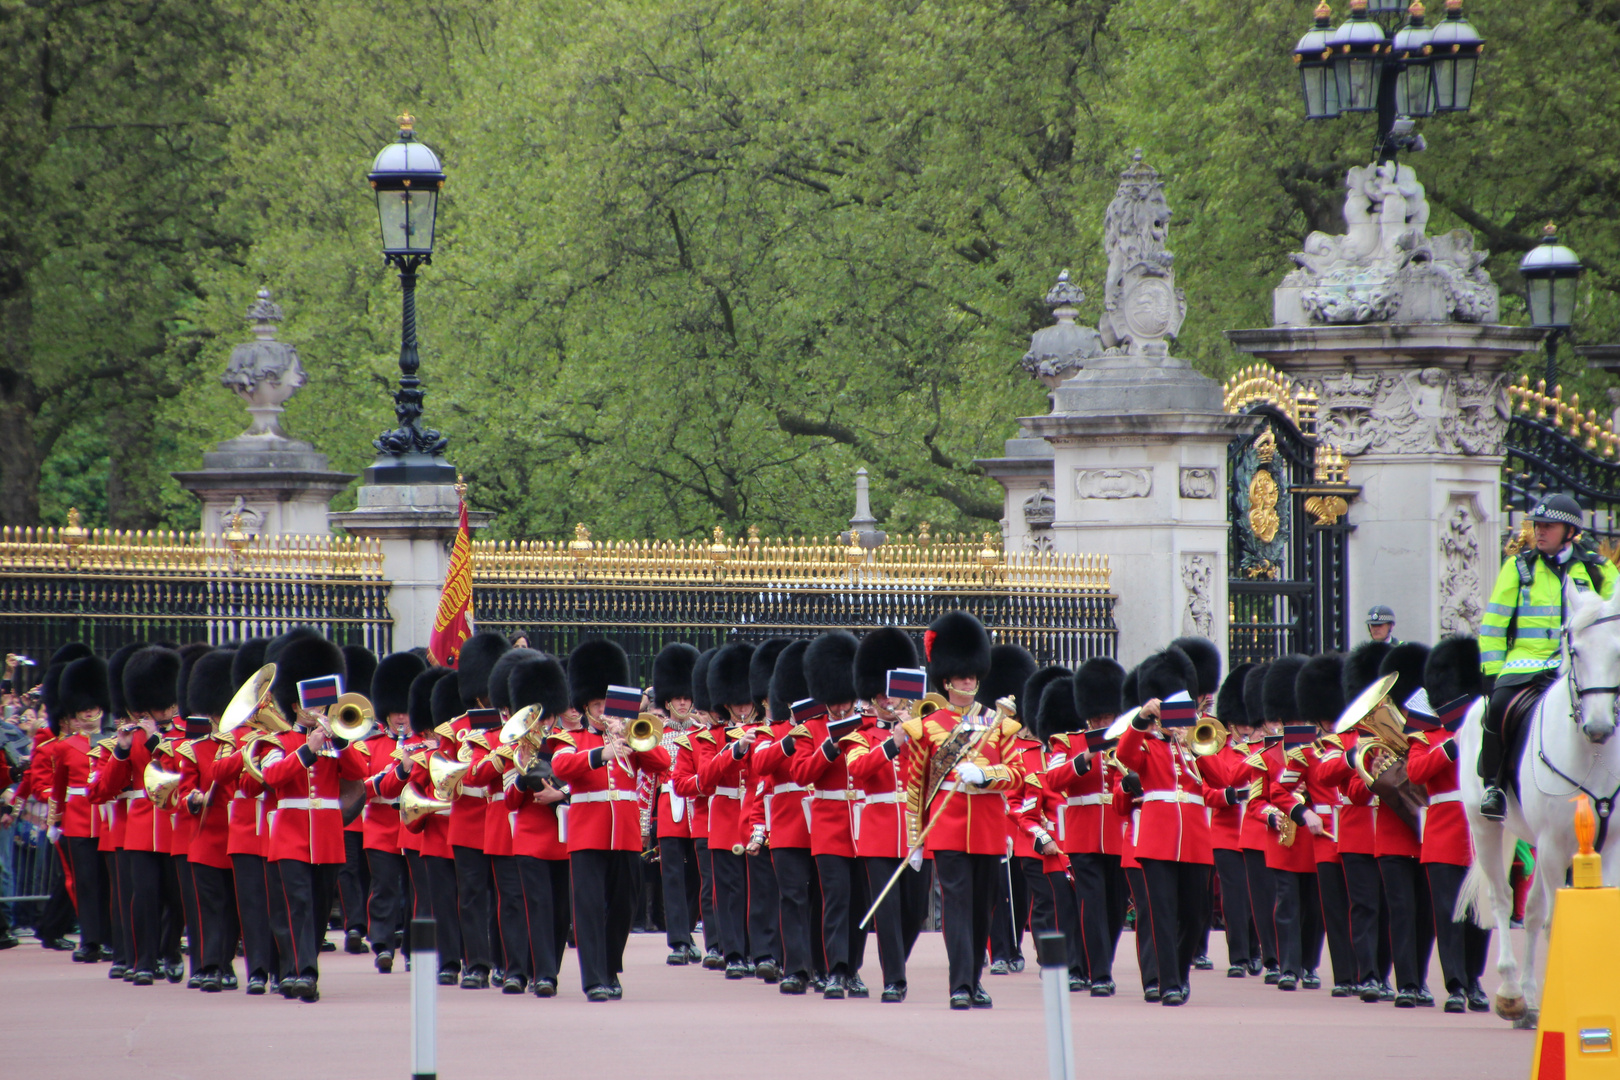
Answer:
[1546,614,1620,846]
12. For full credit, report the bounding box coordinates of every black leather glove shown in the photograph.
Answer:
[1122,771,1143,798]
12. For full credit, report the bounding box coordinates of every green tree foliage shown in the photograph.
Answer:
[9,0,1620,538]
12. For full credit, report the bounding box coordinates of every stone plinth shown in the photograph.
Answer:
[329,462,494,651]
[1227,322,1543,643]
[173,436,355,536]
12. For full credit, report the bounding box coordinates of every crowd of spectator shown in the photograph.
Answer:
[0,655,60,950]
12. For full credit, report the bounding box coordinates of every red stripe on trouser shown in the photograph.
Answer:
[279,871,302,974]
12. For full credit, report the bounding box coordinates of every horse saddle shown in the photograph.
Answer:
[1499,673,1555,798]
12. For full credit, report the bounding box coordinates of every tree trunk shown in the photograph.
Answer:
[0,283,42,527]
[107,406,163,530]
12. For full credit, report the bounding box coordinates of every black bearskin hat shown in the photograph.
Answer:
[1342,640,1393,703]
[749,638,794,705]
[1425,637,1483,706]
[568,639,630,712]
[1169,636,1222,699]
[1036,676,1081,742]
[43,642,93,721]
[708,642,755,709]
[187,650,239,719]
[1243,663,1270,725]
[507,655,569,719]
[408,668,453,734]
[854,627,918,702]
[489,648,542,713]
[106,643,142,720]
[805,631,860,707]
[652,643,701,712]
[270,636,345,719]
[124,646,183,715]
[1072,657,1126,722]
[342,646,378,704]
[1122,665,1141,710]
[457,631,512,710]
[692,648,717,714]
[176,642,212,718]
[265,626,323,666]
[924,611,992,692]
[1024,665,1070,730]
[1262,654,1309,723]
[1379,641,1431,713]
[769,640,811,723]
[1295,653,1346,726]
[372,652,428,718]
[231,637,271,690]
[1138,647,1197,703]
[430,669,463,729]
[57,655,110,720]
[1217,662,1255,729]
[977,643,1038,716]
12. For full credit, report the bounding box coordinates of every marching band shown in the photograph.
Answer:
[22,609,1503,1012]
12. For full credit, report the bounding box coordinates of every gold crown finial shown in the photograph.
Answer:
[397,111,416,132]
[1544,221,1558,237]
[454,471,467,498]
[1349,0,1367,10]
[1315,0,1332,17]
[1408,0,1425,16]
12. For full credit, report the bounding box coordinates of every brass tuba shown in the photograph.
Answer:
[399,784,453,827]
[627,713,664,753]
[1333,671,1425,834]
[219,664,290,738]
[143,761,183,808]
[1189,715,1228,757]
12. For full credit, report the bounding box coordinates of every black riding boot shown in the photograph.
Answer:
[1479,683,1519,822]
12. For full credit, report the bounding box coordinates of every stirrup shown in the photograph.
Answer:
[1480,785,1507,822]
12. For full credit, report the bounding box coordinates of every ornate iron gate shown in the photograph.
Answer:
[1225,367,1357,664]
[1502,379,1620,551]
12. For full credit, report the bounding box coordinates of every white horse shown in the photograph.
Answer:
[1455,578,1620,1028]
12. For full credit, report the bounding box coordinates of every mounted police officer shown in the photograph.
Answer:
[1478,494,1618,820]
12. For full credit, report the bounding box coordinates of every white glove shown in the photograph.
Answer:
[907,848,924,872]
[47,826,62,844]
[955,761,986,786]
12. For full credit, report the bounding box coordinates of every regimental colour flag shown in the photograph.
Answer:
[428,490,475,668]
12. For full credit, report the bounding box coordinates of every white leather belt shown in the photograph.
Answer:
[1313,804,1333,815]
[1428,791,1463,806]
[712,786,742,800]
[571,790,638,804]
[67,786,87,797]
[277,797,337,810]
[812,790,855,800]
[459,786,489,799]
[1141,791,1204,805]
[1066,794,1108,807]
[863,792,903,805]
[773,782,807,794]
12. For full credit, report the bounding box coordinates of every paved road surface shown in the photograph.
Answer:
[1,931,1533,1080]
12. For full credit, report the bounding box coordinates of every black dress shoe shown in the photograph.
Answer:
[684,944,703,964]
[1246,958,1263,977]
[94,945,116,962]
[702,949,725,970]
[1479,785,1507,822]
[1444,991,1467,1013]
[503,975,525,994]
[725,960,749,980]
[1331,984,1354,997]
[970,984,993,1008]
[0,934,19,951]
[437,968,459,986]
[199,970,221,993]
[109,963,127,979]
[667,947,690,966]
[1192,954,1214,971]
[823,973,846,999]
[246,975,267,996]
[319,938,336,953]
[1378,981,1397,1002]
[461,967,489,989]
[40,936,74,951]
[1089,979,1116,998]
[988,958,1010,975]
[345,929,366,954]
[810,974,827,994]
[1143,984,1161,1003]
[266,977,280,995]
[779,973,807,995]
[1161,987,1187,1006]
[847,974,869,999]
[188,974,201,989]
[606,980,623,1000]
[132,970,155,986]
[72,945,91,962]
[1359,980,1381,1002]
[756,959,781,983]
[164,962,185,984]
[743,960,757,977]
[222,971,238,990]
[1069,974,1089,992]
[1394,988,1418,1008]
[532,978,557,998]
[882,982,907,1003]
[1278,974,1298,991]
[1467,982,1490,1012]
[1416,987,1435,1007]
[950,990,972,1010]
[376,949,394,973]
[123,967,137,982]
[1009,957,1026,973]
[1227,965,1247,978]
[280,976,305,999]
[1302,971,1321,990]
[1263,967,1280,985]
[585,985,612,1002]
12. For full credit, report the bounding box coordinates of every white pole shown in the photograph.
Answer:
[410,918,437,1080]
[1036,931,1074,1080]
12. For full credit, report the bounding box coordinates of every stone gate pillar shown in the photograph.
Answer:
[1227,162,1541,643]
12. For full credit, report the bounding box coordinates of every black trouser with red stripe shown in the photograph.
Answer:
[1339,851,1387,983]
[1069,852,1126,982]
[1273,867,1322,979]
[423,854,461,974]
[175,855,201,976]
[934,850,997,995]
[747,850,781,965]
[814,852,869,977]
[773,846,817,978]
[492,854,527,981]
[658,836,699,949]
[1425,861,1490,993]
[65,836,107,951]
[708,847,749,963]
[1378,854,1434,992]
[1124,864,1158,991]
[693,838,717,953]
[1318,860,1357,986]
[231,853,278,980]
[337,831,369,936]
[189,862,237,974]
[1020,855,1081,976]
[990,855,1029,964]
[512,854,560,983]
[104,850,129,965]
[1212,847,1253,968]
[1139,858,1211,996]
[364,849,407,953]
[270,859,339,980]
[1243,847,1279,969]
[124,850,168,974]
[862,855,907,987]
[452,845,494,974]
[569,848,637,992]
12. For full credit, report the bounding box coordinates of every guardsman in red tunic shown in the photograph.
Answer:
[173,650,241,992]
[503,653,572,997]
[646,644,702,968]
[1199,662,1259,979]
[1046,657,1129,996]
[1170,636,1226,975]
[737,640,788,981]
[1237,663,1281,983]
[848,627,924,1002]
[1409,637,1491,1014]
[695,641,757,978]
[751,641,814,989]
[1338,641,1394,1001]
[91,643,143,977]
[1116,648,1214,1007]
[1360,643,1436,1008]
[102,646,185,986]
[1023,665,1084,992]
[551,639,671,1001]
[48,655,111,963]
[476,645,543,992]
[977,645,1037,976]
[1288,654,1358,996]
[672,648,722,968]
[257,636,368,1002]
[1257,656,1324,993]
[33,642,94,952]
[335,644,378,957]
[895,612,1024,1010]
[791,631,871,1000]
[358,651,425,973]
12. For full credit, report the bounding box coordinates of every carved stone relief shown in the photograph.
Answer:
[1439,494,1485,636]
[1298,367,1510,457]
[1179,467,1217,500]
[1075,468,1152,500]
[1180,553,1215,638]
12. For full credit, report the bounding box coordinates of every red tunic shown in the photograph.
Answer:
[899,707,1024,857]
[670,726,716,843]
[751,721,810,849]
[436,719,487,851]
[549,727,670,852]
[648,726,691,841]
[462,731,515,857]
[1350,768,1422,859]
[1199,741,1250,851]
[16,732,56,804]
[175,734,234,870]
[1010,747,1068,873]
[104,727,182,853]
[1114,725,1212,864]
[846,723,907,858]
[48,734,94,838]
[1404,732,1471,866]
[1006,739,1044,860]
[696,725,753,853]
[505,764,570,860]
[87,739,129,852]
[1045,732,1123,856]
[1260,743,1316,873]
[259,730,367,864]
[354,735,403,854]
[789,718,860,859]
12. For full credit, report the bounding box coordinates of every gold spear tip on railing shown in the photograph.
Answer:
[568,522,592,558]
[978,532,1001,567]
[61,508,87,548]
[708,526,730,562]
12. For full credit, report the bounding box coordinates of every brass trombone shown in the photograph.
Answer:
[325,692,376,743]
[1189,716,1228,757]
[627,713,664,753]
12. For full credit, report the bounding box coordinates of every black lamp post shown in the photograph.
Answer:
[367,113,455,483]
[1292,0,1484,161]
[1520,223,1585,389]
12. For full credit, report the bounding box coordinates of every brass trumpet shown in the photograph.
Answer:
[399,784,453,827]
[1189,716,1228,757]
[143,762,183,808]
[627,713,664,753]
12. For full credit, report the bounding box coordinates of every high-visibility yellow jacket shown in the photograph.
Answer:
[1480,547,1617,678]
